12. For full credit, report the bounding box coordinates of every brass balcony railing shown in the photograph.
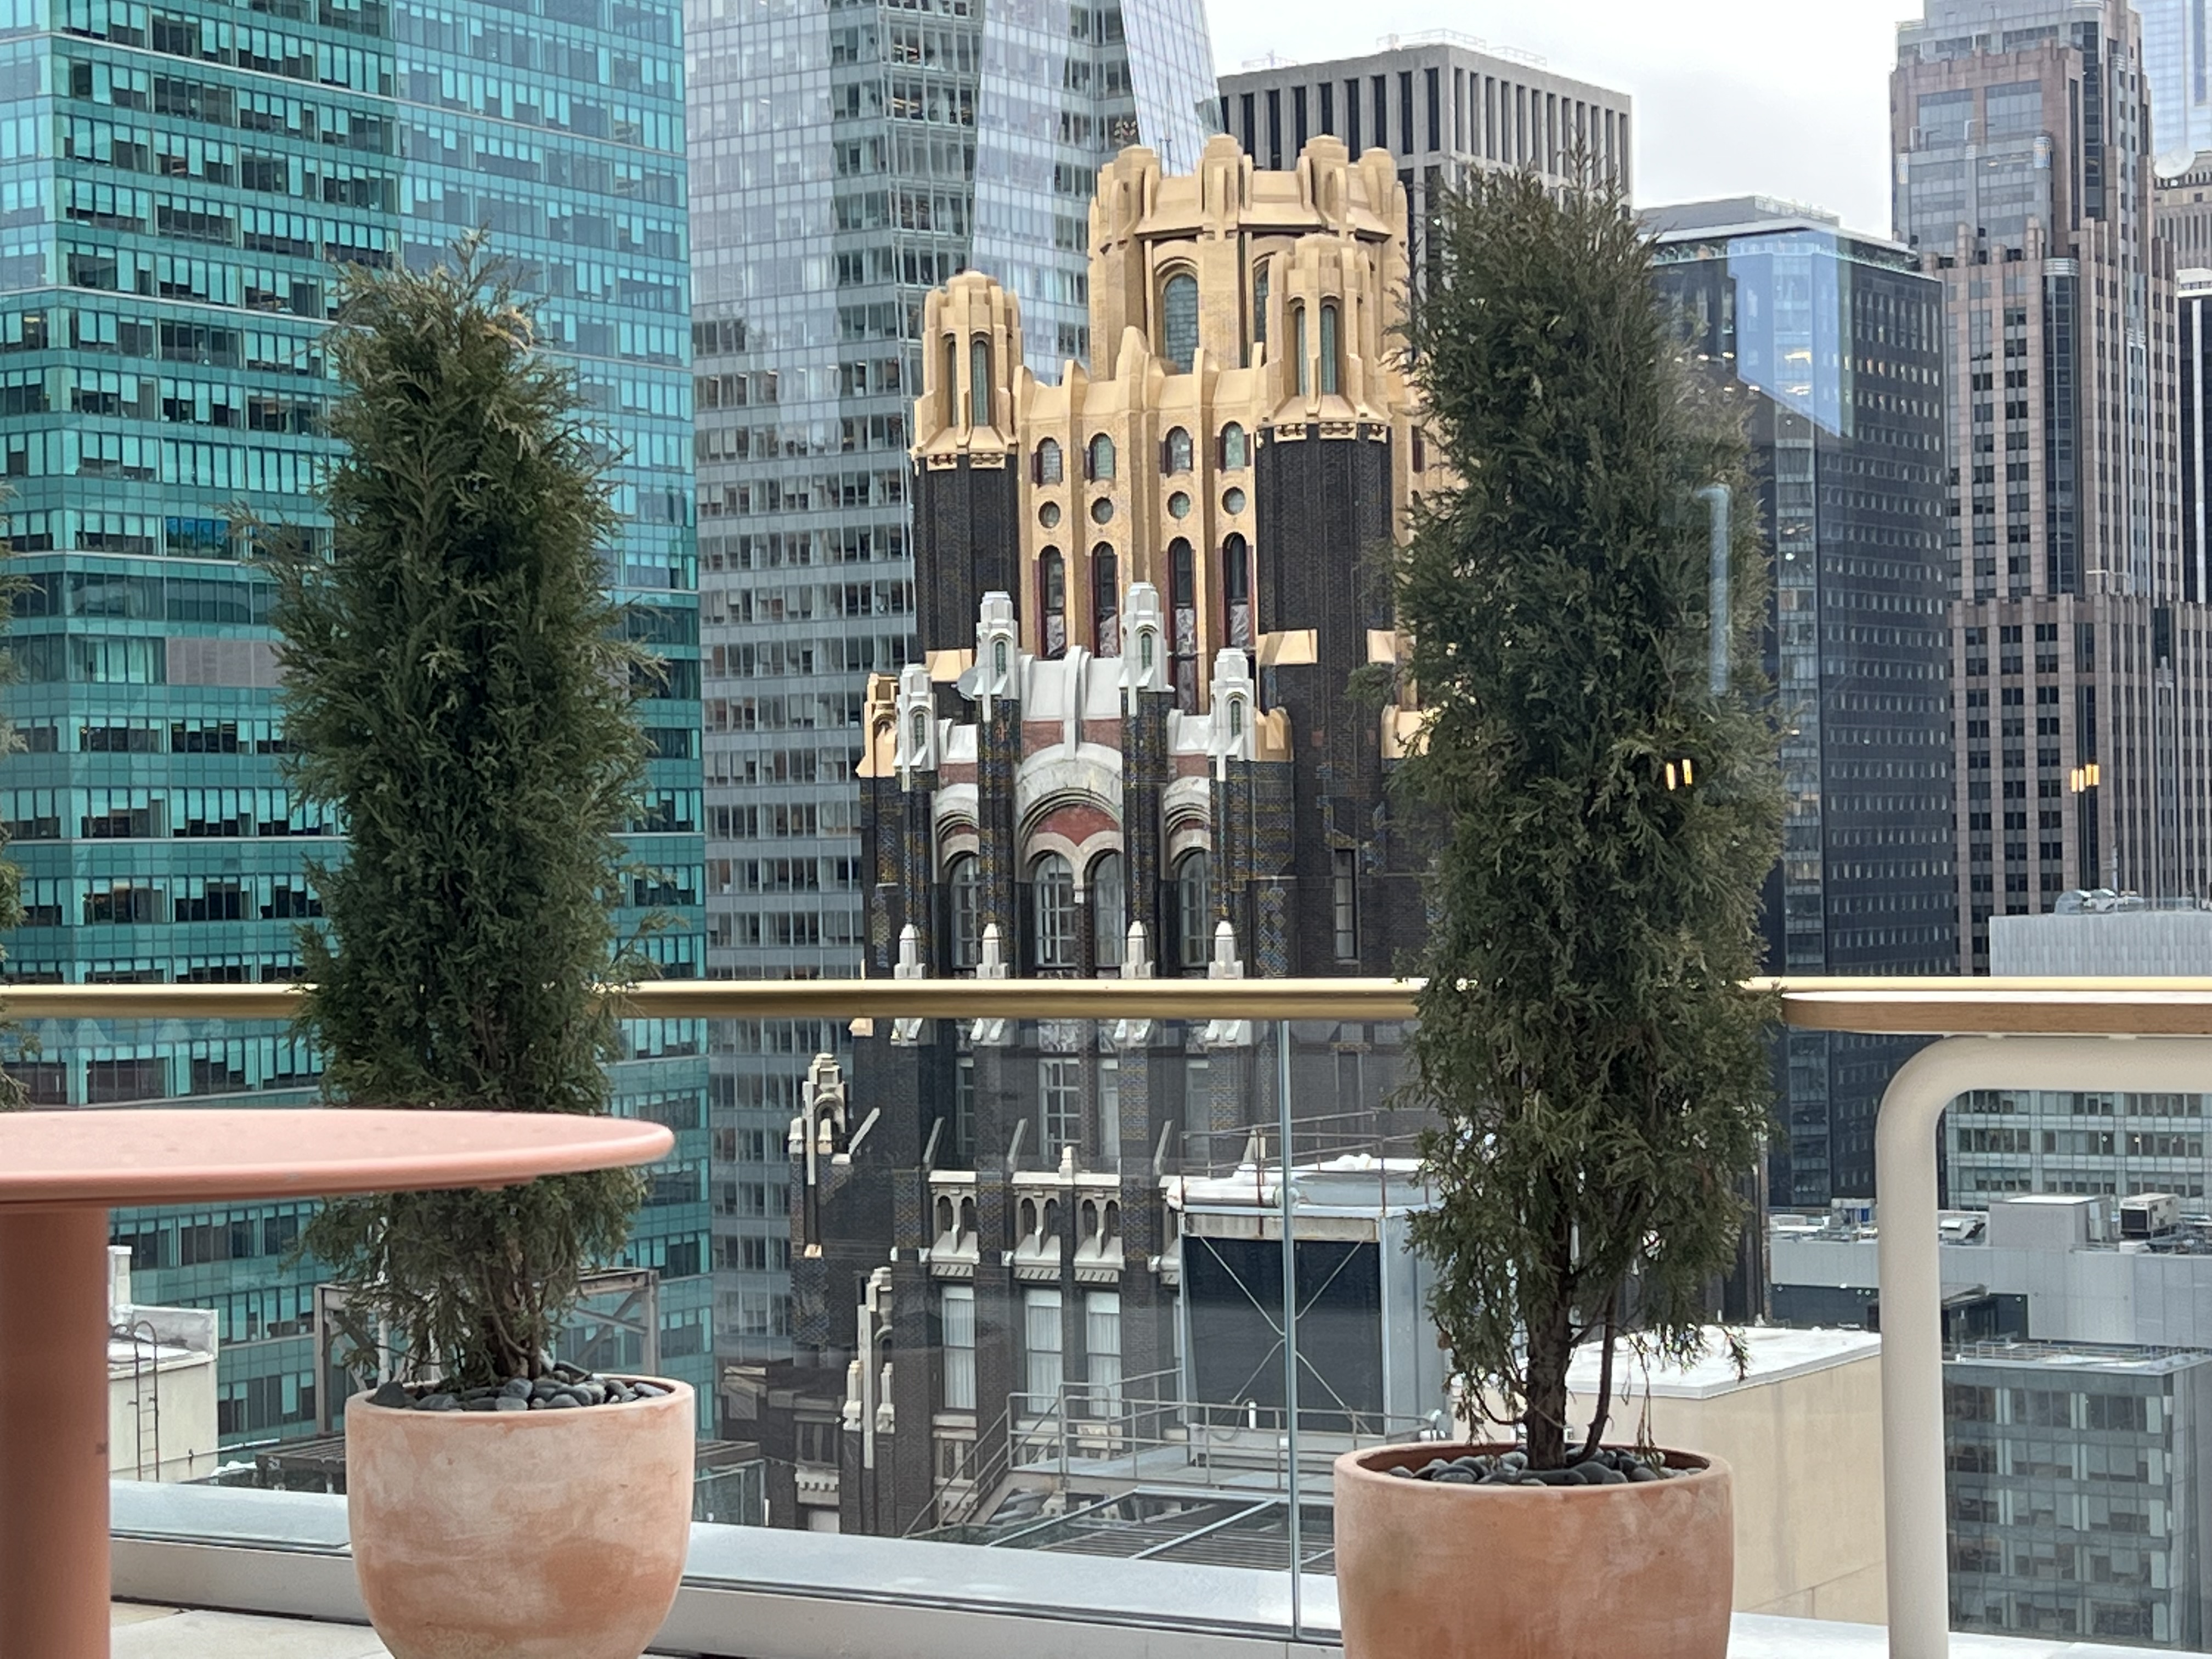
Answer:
[29,973,2212,1659]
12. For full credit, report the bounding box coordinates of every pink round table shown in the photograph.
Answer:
[0,1108,676,1659]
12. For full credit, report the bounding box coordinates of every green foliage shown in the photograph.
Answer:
[1395,170,1782,1468]
[279,234,651,1386]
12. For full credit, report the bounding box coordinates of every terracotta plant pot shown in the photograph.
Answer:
[1333,1442,1733,1659]
[347,1379,695,1659]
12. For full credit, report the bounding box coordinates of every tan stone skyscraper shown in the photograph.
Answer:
[1895,0,2209,966]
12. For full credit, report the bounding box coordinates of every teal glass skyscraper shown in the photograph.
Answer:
[0,0,708,1442]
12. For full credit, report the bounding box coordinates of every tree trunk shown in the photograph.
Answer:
[1522,1222,1577,1469]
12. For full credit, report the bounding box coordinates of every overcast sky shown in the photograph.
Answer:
[1206,0,1909,238]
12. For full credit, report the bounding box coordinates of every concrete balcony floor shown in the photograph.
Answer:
[112,1604,682,1657]
[112,1601,2190,1659]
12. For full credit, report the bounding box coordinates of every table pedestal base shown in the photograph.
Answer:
[0,1206,113,1658]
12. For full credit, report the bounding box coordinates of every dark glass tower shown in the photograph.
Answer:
[1651,199,1956,1206]
[0,0,709,1440]
[687,0,1218,1374]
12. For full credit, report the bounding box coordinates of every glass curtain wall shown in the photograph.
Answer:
[1,0,709,1441]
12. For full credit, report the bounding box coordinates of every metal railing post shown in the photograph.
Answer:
[1874,1035,2212,1659]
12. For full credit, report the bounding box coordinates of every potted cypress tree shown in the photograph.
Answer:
[274,236,694,1659]
[1330,171,1781,1658]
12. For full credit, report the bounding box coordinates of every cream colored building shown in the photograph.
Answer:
[107,1247,219,1483]
[1562,1326,1887,1623]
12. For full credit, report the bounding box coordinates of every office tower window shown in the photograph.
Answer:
[941,1286,976,1410]
[1293,84,1307,150]
[1220,422,1249,469]
[1161,273,1199,371]
[1223,534,1252,648]
[1320,81,1334,134]
[947,854,981,971]
[1400,70,1414,153]
[1087,432,1116,481]
[1086,1290,1122,1412]
[1334,846,1359,961]
[1040,1057,1082,1158]
[1033,853,1076,968]
[1040,549,1067,659]
[1035,438,1063,484]
[1346,79,1362,153]
[1320,303,1341,395]
[1426,66,1440,152]
[1164,426,1194,474]
[1176,848,1211,967]
[1266,87,1281,170]
[1093,546,1120,656]
[1091,851,1126,968]
[1023,1288,1064,1405]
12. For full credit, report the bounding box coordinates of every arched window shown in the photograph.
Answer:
[1039,548,1066,659]
[1252,263,1269,354]
[969,336,992,426]
[1220,423,1248,470]
[1090,851,1126,969]
[1164,427,1193,475]
[1175,849,1211,969]
[1087,433,1116,482]
[1092,546,1120,657]
[943,335,959,425]
[946,854,981,972]
[1161,270,1199,373]
[1223,533,1252,650]
[1032,853,1075,969]
[1170,538,1198,713]
[1292,307,1309,395]
[1319,303,1340,396]
[1035,438,1063,484]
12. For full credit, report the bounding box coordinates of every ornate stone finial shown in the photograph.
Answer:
[1113,919,1154,1047]
[977,591,1019,718]
[1120,583,1166,698]
[972,922,1011,1046]
[895,662,936,785]
[1201,922,1254,1048]
[891,923,926,1046]
[1208,646,1255,775]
